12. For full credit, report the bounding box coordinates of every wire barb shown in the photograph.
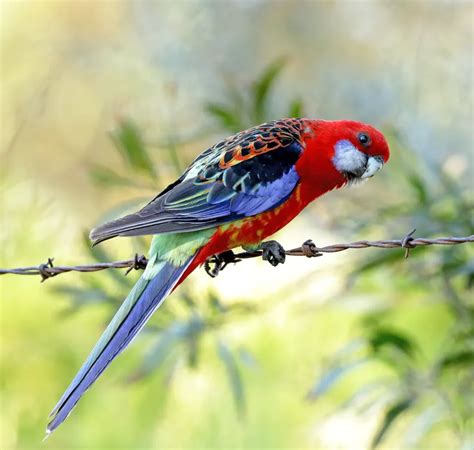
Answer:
[300,239,323,258]
[125,254,148,276]
[38,258,55,282]
[0,232,472,281]
[401,228,417,258]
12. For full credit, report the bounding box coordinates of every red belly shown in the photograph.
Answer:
[184,184,309,277]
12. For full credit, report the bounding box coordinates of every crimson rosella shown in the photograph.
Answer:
[47,118,390,434]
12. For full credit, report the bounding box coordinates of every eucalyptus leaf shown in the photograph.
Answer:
[407,172,429,205]
[206,103,242,133]
[52,285,107,305]
[404,405,443,449]
[217,340,246,417]
[128,321,190,382]
[368,328,416,359]
[89,165,140,189]
[288,98,304,118]
[371,397,415,449]
[252,58,286,122]
[185,314,205,368]
[110,119,155,179]
[439,350,474,371]
[306,358,368,401]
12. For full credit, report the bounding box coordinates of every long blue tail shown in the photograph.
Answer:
[46,255,194,435]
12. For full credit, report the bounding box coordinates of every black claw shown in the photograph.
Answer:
[204,250,239,277]
[261,240,286,267]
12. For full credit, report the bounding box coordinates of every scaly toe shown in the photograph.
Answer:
[261,240,286,267]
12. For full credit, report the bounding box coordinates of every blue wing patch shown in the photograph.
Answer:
[90,121,305,244]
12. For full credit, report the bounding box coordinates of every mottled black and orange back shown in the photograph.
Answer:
[90,119,308,245]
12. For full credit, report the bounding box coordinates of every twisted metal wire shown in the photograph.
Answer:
[1,230,472,281]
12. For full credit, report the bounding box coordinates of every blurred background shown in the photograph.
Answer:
[1,1,473,449]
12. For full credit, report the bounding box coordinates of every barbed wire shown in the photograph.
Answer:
[0,229,472,282]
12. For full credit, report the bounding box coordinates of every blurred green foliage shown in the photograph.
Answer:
[51,61,474,449]
[206,58,304,133]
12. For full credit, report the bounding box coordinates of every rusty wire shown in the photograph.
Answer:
[0,229,472,282]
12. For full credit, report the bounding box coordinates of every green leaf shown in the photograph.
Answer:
[217,340,246,417]
[165,138,184,176]
[439,350,474,371]
[128,321,190,382]
[354,249,407,274]
[205,103,242,133]
[110,119,155,178]
[404,405,443,448]
[306,359,368,401]
[185,314,205,368]
[288,98,304,118]
[371,397,414,449]
[208,291,228,314]
[336,382,387,413]
[52,285,115,316]
[406,172,429,205]
[89,165,138,188]
[252,58,287,122]
[238,348,257,368]
[368,328,416,359]
[52,285,107,305]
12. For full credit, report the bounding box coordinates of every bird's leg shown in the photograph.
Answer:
[244,240,286,267]
[206,240,286,277]
[204,250,238,278]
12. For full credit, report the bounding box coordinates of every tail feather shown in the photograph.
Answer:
[47,255,195,434]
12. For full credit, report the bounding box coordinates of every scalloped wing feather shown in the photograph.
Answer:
[90,119,305,245]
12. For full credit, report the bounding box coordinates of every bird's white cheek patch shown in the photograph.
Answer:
[332,140,367,174]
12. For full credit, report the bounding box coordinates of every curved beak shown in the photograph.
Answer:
[361,156,384,179]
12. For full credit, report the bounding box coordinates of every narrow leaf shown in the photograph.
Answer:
[288,98,304,118]
[354,248,415,274]
[306,359,368,401]
[252,58,286,122]
[128,321,189,382]
[217,340,246,417]
[52,285,107,305]
[404,405,443,449]
[110,119,155,178]
[407,172,429,205]
[369,329,416,359]
[205,103,242,133]
[439,350,474,370]
[185,314,205,368]
[89,165,138,188]
[371,398,414,449]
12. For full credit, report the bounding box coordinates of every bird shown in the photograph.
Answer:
[46,118,390,434]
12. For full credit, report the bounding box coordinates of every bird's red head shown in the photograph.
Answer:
[298,119,390,193]
[330,120,390,163]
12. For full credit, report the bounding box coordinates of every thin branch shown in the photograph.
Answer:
[0,230,472,282]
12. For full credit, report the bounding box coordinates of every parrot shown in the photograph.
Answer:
[46,118,390,434]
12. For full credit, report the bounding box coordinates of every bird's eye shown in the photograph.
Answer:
[357,132,371,147]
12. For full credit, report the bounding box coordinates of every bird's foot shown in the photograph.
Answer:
[260,240,286,267]
[204,250,239,278]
